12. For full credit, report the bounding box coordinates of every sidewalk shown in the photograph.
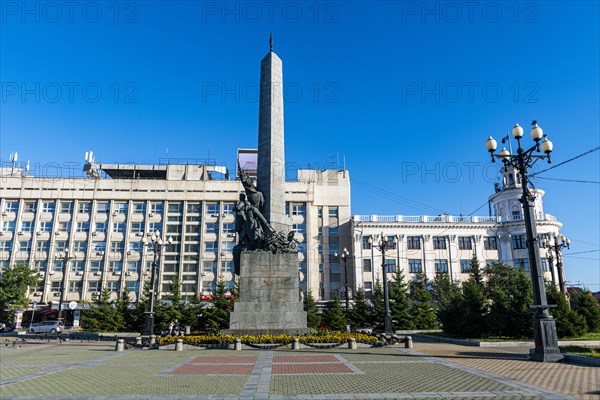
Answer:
[0,338,597,399]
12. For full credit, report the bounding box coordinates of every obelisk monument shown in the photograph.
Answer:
[257,33,289,233]
[228,36,307,334]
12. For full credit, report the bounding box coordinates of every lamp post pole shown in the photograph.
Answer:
[339,248,351,313]
[56,249,74,321]
[369,233,396,335]
[142,231,172,336]
[486,120,562,362]
[545,232,570,297]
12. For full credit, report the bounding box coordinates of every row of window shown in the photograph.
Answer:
[3,201,315,217]
[361,257,550,274]
[361,235,500,250]
[362,258,502,273]
[0,239,236,254]
[30,258,238,274]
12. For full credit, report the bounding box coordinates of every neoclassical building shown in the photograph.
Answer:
[351,167,563,297]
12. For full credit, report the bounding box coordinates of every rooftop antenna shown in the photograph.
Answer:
[270,32,273,52]
[9,151,18,176]
[25,161,30,175]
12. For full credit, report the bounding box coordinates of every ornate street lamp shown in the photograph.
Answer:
[55,249,74,322]
[334,248,351,313]
[141,231,173,336]
[369,233,397,335]
[542,232,570,297]
[486,120,562,362]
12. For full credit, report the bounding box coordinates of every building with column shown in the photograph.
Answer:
[352,167,563,297]
[0,160,351,311]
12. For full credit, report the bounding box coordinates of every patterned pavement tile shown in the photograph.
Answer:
[0,367,45,381]
[272,363,353,374]
[413,341,600,400]
[0,365,247,397]
[273,355,340,363]
[170,364,254,375]
[0,345,113,366]
[188,355,257,364]
[270,362,513,395]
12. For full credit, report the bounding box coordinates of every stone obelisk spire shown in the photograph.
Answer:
[257,33,289,233]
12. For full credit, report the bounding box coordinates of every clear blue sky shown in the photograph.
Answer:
[1,1,598,289]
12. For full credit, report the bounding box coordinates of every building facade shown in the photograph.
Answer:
[352,167,563,296]
[0,160,351,310]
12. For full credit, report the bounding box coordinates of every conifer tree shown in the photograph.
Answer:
[409,271,437,329]
[460,255,488,337]
[431,272,463,335]
[372,278,384,330]
[199,278,233,333]
[81,289,123,332]
[570,289,600,333]
[322,294,347,331]
[388,269,414,330]
[546,284,587,338]
[304,290,321,329]
[485,263,533,338]
[349,287,372,329]
[116,289,134,331]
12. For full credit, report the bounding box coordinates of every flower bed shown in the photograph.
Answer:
[157,331,377,346]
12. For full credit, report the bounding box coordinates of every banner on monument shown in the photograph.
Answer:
[237,148,258,178]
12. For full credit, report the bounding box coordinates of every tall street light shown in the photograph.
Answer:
[543,232,570,297]
[141,231,172,336]
[56,249,74,322]
[486,120,562,362]
[334,248,351,313]
[369,233,396,335]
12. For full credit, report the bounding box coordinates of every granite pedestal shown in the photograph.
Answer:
[226,250,308,335]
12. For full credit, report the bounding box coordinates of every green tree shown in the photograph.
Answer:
[546,284,587,338]
[570,289,600,333]
[388,269,414,330]
[431,272,463,335]
[371,279,384,329]
[131,281,152,333]
[304,290,321,329]
[349,287,372,329]
[155,277,184,332]
[116,290,135,331]
[81,289,123,332]
[199,278,233,333]
[409,271,437,329]
[0,263,39,320]
[460,255,488,337]
[179,296,200,331]
[485,263,533,338]
[322,294,347,331]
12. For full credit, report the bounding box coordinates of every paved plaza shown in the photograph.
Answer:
[0,339,598,400]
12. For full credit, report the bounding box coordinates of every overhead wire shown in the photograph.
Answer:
[531,146,600,177]
[535,177,599,184]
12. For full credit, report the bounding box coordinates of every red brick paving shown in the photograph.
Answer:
[170,364,254,375]
[272,363,353,374]
[188,356,257,364]
[273,355,339,363]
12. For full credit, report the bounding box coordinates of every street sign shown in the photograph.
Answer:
[68,301,78,310]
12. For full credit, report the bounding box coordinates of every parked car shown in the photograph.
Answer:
[27,321,63,334]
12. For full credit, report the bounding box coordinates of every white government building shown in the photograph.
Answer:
[0,156,351,308]
[1,155,565,311]
[352,165,562,297]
